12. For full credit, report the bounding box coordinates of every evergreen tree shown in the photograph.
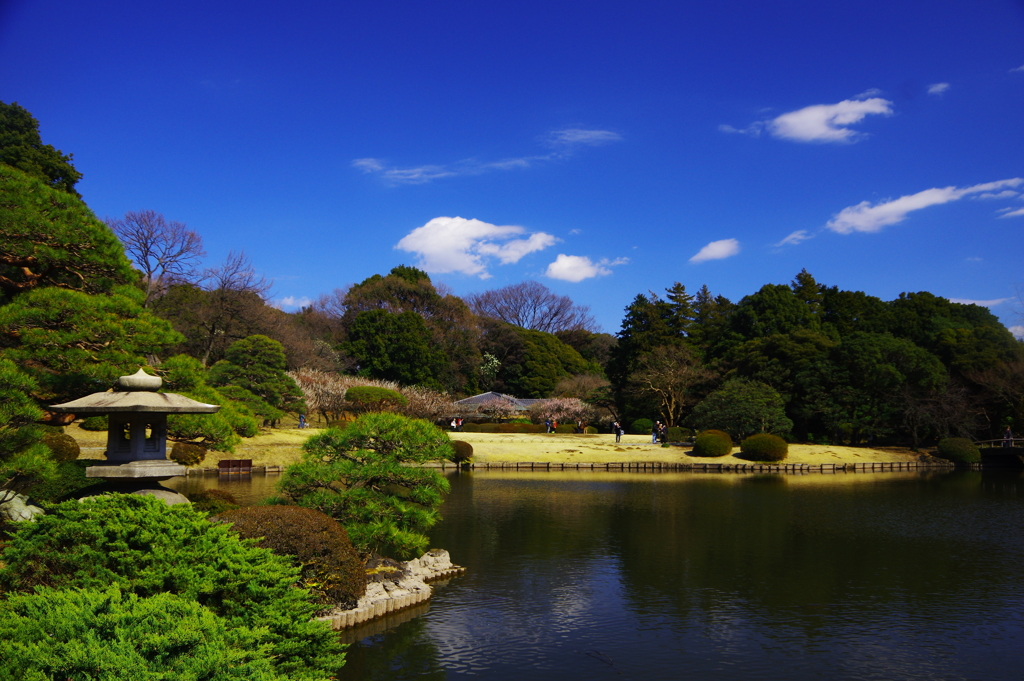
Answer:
[208,335,306,424]
[0,101,82,196]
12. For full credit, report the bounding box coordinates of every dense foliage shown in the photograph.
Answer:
[0,587,287,681]
[935,437,981,464]
[169,441,207,466]
[0,495,345,680]
[278,412,454,559]
[740,433,789,462]
[0,102,82,195]
[217,505,367,610]
[691,430,734,457]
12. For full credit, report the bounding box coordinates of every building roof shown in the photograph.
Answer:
[454,392,547,411]
[49,369,220,414]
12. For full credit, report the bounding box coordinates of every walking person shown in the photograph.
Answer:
[545,419,552,433]
[613,421,622,443]
[659,422,667,444]
[652,421,659,444]
[298,414,306,429]
[1004,425,1014,448]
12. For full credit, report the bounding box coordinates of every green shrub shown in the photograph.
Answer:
[667,426,690,442]
[584,426,598,434]
[478,423,499,433]
[461,423,481,432]
[554,424,574,434]
[27,459,103,503]
[217,505,366,611]
[691,431,733,457]
[703,429,732,440]
[170,441,207,466]
[79,415,108,431]
[451,440,474,462]
[41,432,79,462]
[345,386,407,411]
[326,419,351,429]
[0,587,286,681]
[0,495,344,680]
[740,433,788,462]
[936,437,981,464]
[189,488,239,515]
[631,418,654,435]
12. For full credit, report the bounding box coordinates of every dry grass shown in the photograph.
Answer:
[67,423,929,467]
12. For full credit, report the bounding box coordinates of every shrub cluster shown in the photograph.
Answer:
[461,422,546,434]
[461,423,481,432]
[170,442,207,466]
[554,424,575,434]
[216,505,367,611]
[451,440,473,462]
[189,488,239,515]
[691,430,734,457]
[0,495,345,680]
[584,426,598,434]
[936,437,981,464]
[631,418,654,435]
[667,426,691,442]
[740,433,788,461]
[41,432,79,462]
[79,415,108,431]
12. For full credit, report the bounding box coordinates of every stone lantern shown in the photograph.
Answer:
[49,369,220,502]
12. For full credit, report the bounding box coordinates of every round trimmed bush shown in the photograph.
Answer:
[216,505,367,610]
[936,437,981,464]
[740,433,788,462]
[79,415,108,431]
[41,432,79,462]
[631,418,654,435]
[345,386,407,411]
[188,489,239,515]
[451,440,473,463]
[554,424,574,434]
[584,426,598,434]
[691,430,733,457]
[170,442,207,466]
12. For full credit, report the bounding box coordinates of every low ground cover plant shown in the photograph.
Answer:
[170,441,207,466]
[0,494,345,680]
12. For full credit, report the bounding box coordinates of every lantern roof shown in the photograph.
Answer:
[48,369,220,414]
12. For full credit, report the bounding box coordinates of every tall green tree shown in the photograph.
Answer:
[0,165,134,300]
[209,335,305,425]
[278,412,454,559]
[688,379,793,440]
[343,309,449,390]
[0,101,82,196]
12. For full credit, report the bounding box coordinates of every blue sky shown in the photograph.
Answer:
[2,0,1022,336]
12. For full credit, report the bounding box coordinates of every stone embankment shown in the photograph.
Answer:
[430,460,957,473]
[317,549,465,631]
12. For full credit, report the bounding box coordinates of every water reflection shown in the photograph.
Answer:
[175,469,1024,680]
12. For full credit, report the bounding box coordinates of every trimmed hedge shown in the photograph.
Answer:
[170,442,207,466]
[345,386,407,410]
[461,423,482,432]
[631,418,654,435]
[740,433,788,462]
[936,437,981,464]
[79,415,108,431]
[584,426,598,434]
[451,440,473,462]
[554,424,574,434]
[667,426,690,442]
[41,432,79,462]
[691,430,733,457]
[216,505,367,611]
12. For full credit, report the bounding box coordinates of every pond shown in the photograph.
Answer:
[170,470,1024,680]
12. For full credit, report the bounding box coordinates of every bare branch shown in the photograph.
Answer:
[467,281,598,333]
[105,210,205,306]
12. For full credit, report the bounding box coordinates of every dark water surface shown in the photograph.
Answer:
[177,470,1024,680]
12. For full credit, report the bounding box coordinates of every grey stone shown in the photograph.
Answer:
[0,491,44,522]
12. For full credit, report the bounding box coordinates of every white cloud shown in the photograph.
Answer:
[274,295,313,310]
[998,206,1024,218]
[948,297,1009,307]
[1010,65,1024,73]
[690,239,740,263]
[395,217,557,278]
[718,122,764,137]
[927,82,950,95]
[568,228,582,235]
[826,178,1024,234]
[355,128,621,185]
[966,257,983,262]
[768,97,894,143]
[1009,325,1024,339]
[976,190,1019,199]
[775,230,813,247]
[544,254,626,282]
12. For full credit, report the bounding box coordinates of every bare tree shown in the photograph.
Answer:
[467,281,598,333]
[630,344,713,427]
[105,210,205,306]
